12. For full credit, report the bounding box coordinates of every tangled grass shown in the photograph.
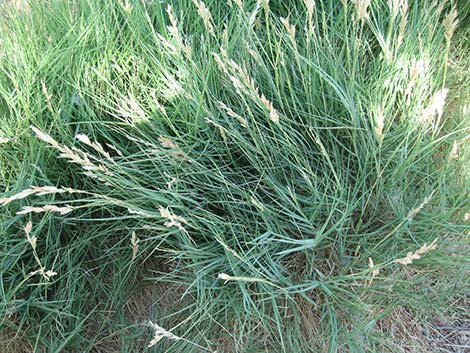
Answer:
[0,0,469,352]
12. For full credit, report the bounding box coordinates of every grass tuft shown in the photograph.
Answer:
[0,0,469,352]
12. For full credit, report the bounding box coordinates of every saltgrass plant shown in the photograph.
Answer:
[1,0,469,352]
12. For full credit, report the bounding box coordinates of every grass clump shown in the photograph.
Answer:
[0,0,469,352]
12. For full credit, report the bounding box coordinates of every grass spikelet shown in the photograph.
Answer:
[443,8,458,42]
[409,58,427,82]
[353,0,371,21]
[280,17,296,48]
[165,5,190,56]
[394,251,421,265]
[374,108,385,145]
[397,1,408,46]
[213,52,229,75]
[17,205,74,215]
[406,191,434,219]
[394,239,438,265]
[158,136,187,158]
[233,0,243,10]
[260,94,280,123]
[205,117,227,140]
[131,231,139,261]
[118,0,132,14]
[217,272,279,288]
[250,196,265,211]
[261,0,269,14]
[148,321,180,347]
[422,88,449,122]
[218,101,248,127]
[105,143,124,157]
[159,206,188,230]
[0,186,80,206]
[368,258,380,277]
[166,175,177,190]
[24,221,36,250]
[192,0,215,37]
[304,0,315,38]
[128,208,152,217]
[76,134,113,161]
[245,42,260,63]
[30,269,58,281]
[31,125,61,149]
[389,0,407,19]
[31,126,110,175]
[304,0,315,21]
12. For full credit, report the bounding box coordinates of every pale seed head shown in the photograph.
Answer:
[443,8,458,42]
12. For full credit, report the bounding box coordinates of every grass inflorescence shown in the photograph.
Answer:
[0,0,469,352]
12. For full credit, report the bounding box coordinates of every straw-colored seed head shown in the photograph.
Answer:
[44,270,58,279]
[131,231,139,261]
[119,0,133,13]
[32,126,110,175]
[261,0,269,13]
[159,136,186,159]
[24,221,37,250]
[233,0,243,9]
[159,136,177,149]
[250,197,265,211]
[148,321,180,347]
[106,143,124,157]
[159,206,188,230]
[24,221,33,235]
[192,0,215,37]
[415,238,438,255]
[374,108,385,144]
[409,59,426,82]
[443,8,458,42]
[205,117,227,140]
[31,125,60,149]
[395,0,408,46]
[166,175,177,190]
[304,0,315,21]
[388,0,407,18]
[368,257,380,277]
[406,191,434,219]
[394,251,420,265]
[280,17,296,45]
[76,134,113,161]
[218,273,232,281]
[218,101,248,127]
[17,205,74,215]
[166,5,178,32]
[260,94,280,123]
[353,0,371,21]
[213,53,229,75]
[422,88,449,122]
[245,42,260,63]
[128,208,151,217]
[394,238,437,265]
[449,140,459,160]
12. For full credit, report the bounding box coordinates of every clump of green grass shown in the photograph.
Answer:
[0,0,469,352]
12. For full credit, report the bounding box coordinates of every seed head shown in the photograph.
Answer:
[443,8,458,42]
[148,321,180,347]
[192,0,215,37]
[280,17,296,46]
[260,94,280,123]
[353,0,371,21]
[368,257,380,277]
